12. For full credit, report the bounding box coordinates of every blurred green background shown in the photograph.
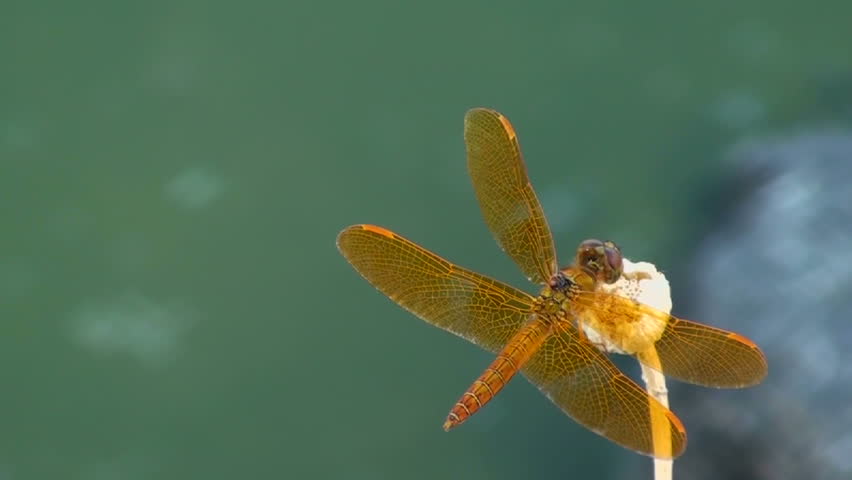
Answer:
[2,1,851,479]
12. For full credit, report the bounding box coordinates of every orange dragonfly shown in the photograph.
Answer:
[337,108,767,459]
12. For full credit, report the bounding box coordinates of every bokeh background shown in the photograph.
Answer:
[3,1,852,479]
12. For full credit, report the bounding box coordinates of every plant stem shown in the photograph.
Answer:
[641,349,672,480]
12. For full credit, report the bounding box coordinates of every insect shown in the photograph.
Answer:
[337,108,767,458]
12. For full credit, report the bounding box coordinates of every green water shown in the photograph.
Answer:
[2,1,850,478]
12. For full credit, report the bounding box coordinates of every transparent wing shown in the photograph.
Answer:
[337,224,534,352]
[464,108,557,284]
[574,291,768,387]
[523,320,687,459]
[639,317,768,388]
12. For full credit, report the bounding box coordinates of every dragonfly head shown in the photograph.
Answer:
[575,239,623,285]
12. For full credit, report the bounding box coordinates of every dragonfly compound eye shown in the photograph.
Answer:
[603,242,623,283]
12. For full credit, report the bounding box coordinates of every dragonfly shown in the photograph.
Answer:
[337,108,767,458]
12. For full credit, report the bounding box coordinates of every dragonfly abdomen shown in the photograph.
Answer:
[443,317,552,431]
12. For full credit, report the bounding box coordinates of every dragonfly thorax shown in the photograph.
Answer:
[537,271,582,316]
[548,271,571,290]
